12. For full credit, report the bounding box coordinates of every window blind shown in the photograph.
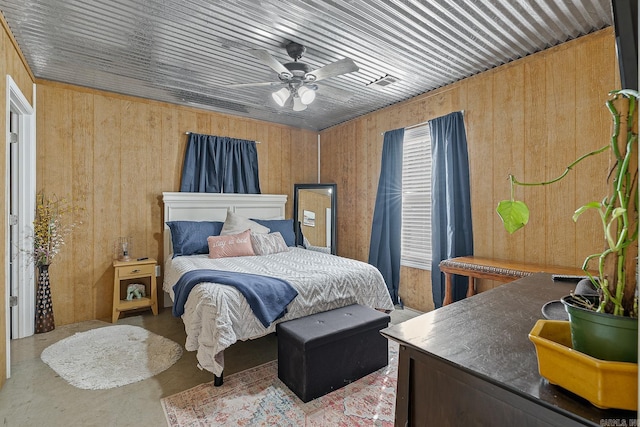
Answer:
[401,124,432,270]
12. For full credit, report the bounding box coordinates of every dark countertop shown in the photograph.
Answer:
[381,273,637,424]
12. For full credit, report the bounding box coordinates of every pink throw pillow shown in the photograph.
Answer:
[207,229,255,259]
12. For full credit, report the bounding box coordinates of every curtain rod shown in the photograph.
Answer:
[380,122,427,136]
[380,110,465,135]
[185,131,261,143]
[405,119,430,131]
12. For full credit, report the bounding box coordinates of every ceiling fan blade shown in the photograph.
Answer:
[224,81,282,88]
[308,58,359,82]
[248,48,291,76]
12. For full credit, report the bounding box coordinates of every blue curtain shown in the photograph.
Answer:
[429,112,473,308]
[368,128,404,305]
[223,138,261,194]
[180,133,261,193]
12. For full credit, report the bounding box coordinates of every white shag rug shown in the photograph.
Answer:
[41,325,183,390]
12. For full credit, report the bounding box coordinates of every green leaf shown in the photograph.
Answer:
[572,201,602,222]
[496,200,530,234]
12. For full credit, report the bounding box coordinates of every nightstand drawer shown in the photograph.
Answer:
[117,264,155,278]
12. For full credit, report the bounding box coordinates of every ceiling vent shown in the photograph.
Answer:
[175,90,249,114]
[367,74,400,90]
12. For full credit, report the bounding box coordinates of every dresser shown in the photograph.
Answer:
[381,273,637,426]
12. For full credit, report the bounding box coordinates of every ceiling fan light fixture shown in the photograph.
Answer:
[298,85,316,105]
[238,44,358,113]
[292,96,307,111]
[272,87,290,107]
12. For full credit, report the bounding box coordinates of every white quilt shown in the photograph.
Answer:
[164,247,395,376]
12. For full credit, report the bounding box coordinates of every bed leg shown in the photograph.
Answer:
[214,372,224,387]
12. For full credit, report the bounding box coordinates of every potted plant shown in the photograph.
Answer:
[497,89,638,361]
[497,89,638,410]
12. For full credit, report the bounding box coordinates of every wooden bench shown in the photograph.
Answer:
[439,256,589,306]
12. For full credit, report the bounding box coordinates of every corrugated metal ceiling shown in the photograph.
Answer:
[0,0,613,130]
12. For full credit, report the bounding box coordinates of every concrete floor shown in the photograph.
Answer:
[0,305,421,427]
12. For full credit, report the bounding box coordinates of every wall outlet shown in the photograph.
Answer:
[155,265,161,277]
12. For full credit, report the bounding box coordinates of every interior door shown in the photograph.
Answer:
[9,112,18,338]
[4,76,36,385]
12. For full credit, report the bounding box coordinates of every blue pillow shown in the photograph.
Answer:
[166,221,224,257]
[251,219,296,247]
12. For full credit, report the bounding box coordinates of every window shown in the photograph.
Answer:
[401,125,432,270]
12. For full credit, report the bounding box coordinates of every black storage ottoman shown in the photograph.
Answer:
[276,304,390,402]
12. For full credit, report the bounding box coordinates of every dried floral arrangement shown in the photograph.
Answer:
[30,190,81,267]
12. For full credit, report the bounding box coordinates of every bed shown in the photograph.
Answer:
[162,192,395,382]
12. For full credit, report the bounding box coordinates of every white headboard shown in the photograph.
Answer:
[162,192,288,260]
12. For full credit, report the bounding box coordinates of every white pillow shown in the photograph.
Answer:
[251,232,289,255]
[220,210,270,235]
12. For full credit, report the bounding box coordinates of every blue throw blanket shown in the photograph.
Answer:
[172,269,298,328]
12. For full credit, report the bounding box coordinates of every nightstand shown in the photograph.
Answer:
[112,258,158,323]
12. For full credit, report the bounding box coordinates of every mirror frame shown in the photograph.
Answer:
[293,183,337,255]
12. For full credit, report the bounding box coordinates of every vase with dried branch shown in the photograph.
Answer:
[29,190,81,333]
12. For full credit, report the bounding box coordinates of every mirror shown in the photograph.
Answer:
[293,183,337,255]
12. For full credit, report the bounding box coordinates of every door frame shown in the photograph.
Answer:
[5,76,36,378]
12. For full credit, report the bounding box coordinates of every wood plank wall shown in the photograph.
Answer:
[1,14,35,388]
[35,81,319,326]
[320,28,618,313]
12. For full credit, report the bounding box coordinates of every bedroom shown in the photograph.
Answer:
[0,0,634,424]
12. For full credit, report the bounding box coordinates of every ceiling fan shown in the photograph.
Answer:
[227,42,359,111]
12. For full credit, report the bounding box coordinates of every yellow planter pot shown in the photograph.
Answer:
[528,319,638,411]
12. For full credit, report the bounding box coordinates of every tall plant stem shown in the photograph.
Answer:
[503,89,639,317]
[509,144,610,190]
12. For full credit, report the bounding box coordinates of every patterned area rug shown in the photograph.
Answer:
[41,325,183,390]
[162,342,398,426]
